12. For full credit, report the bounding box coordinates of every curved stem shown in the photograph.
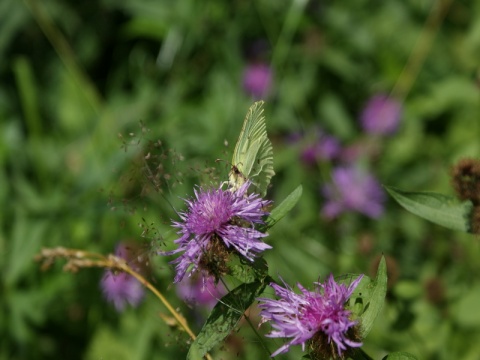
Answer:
[116,260,197,340]
[36,247,214,360]
[219,278,272,357]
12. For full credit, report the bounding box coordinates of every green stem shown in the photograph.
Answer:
[220,278,272,357]
[271,0,309,73]
[391,0,453,101]
[23,0,103,114]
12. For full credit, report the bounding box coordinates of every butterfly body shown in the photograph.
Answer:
[229,101,274,196]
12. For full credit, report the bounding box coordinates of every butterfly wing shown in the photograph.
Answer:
[230,101,274,196]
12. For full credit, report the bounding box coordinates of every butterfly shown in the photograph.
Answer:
[228,101,275,197]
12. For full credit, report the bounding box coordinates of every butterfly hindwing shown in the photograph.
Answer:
[229,101,274,196]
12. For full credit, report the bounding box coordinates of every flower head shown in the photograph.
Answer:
[360,94,402,135]
[176,273,227,309]
[243,62,273,99]
[100,243,145,312]
[287,128,341,166]
[301,134,341,165]
[322,166,385,219]
[258,275,363,358]
[450,158,480,205]
[165,181,271,283]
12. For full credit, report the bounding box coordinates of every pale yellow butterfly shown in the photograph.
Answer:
[228,101,274,196]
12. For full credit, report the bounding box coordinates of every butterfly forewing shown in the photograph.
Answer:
[230,101,274,196]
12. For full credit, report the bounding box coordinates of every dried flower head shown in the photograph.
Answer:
[450,158,480,205]
[471,206,480,234]
[258,275,363,358]
[322,166,385,219]
[163,181,271,283]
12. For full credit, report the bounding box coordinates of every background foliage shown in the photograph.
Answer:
[1,0,480,359]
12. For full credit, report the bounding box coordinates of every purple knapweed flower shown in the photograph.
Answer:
[100,243,145,312]
[360,94,402,135]
[322,166,385,219]
[339,140,375,163]
[285,131,303,144]
[176,273,227,309]
[243,62,273,99]
[164,181,271,283]
[258,274,364,358]
[301,134,341,165]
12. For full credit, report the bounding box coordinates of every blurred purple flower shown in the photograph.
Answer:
[360,94,402,135]
[301,134,341,165]
[163,181,271,283]
[285,131,303,144]
[258,274,363,357]
[339,139,380,163]
[100,243,145,312]
[243,63,273,99]
[322,166,385,219]
[176,273,227,309]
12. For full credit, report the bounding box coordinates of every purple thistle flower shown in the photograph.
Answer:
[243,62,273,99]
[176,273,227,309]
[285,131,303,144]
[360,94,402,135]
[322,166,385,219]
[100,243,145,312]
[339,140,377,163]
[164,181,271,283]
[258,274,364,358]
[301,134,341,165]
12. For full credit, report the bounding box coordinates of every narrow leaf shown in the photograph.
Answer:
[265,185,302,229]
[385,186,473,233]
[228,254,269,283]
[187,281,267,360]
[343,257,387,338]
[351,348,375,360]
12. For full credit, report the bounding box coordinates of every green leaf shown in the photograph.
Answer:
[13,57,42,137]
[351,348,375,360]
[452,284,480,327]
[5,214,46,286]
[342,256,387,338]
[187,281,267,360]
[318,93,355,140]
[385,186,473,233]
[228,254,269,284]
[382,352,418,360]
[265,185,302,229]
[360,256,387,337]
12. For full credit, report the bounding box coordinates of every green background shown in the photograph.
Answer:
[1,0,480,359]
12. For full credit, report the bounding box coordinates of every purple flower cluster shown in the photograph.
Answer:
[360,94,402,135]
[301,134,341,165]
[322,166,385,219]
[176,273,227,309]
[164,181,271,283]
[258,274,363,357]
[288,128,341,166]
[243,63,273,99]
[100,243,145,312]
[287,126,386,218]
